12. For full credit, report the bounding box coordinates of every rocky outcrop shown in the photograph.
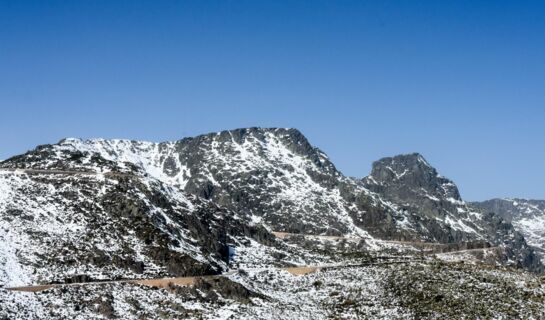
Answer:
[363,153,543,272]
[363,153,484,243]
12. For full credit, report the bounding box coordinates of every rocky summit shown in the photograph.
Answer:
[1,127,544,319]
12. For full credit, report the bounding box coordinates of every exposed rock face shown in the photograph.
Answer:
[365,153,461,202]
[363,153,542,272]
[169,127,359,236]
[473,198,545,263]
[363,153,486,243]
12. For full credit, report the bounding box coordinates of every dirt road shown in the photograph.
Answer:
[5,267,322,293]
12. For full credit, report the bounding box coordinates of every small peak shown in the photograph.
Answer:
[366,152,462,201]
[200,127,309,146]
[371,153,437,179]
[385,152,430,166]
[58,137,82,144]
[198,127,294,141]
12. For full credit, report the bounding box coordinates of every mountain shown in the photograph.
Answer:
[362,153,542,272]
[1,127,544,319]
[363,153,479,243]
[1,128,541,271]
[2,128,403,239]
[473,198,545,263]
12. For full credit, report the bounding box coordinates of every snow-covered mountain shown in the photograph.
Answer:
[2,128,396,238]
[363,153,483,242]
[1,127,545,319]
[1,128,541,271]
[362,153,541,271]
[473,198,545,263]
[2,130,345,289]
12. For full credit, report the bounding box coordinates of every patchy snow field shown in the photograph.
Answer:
[2,260,544,319]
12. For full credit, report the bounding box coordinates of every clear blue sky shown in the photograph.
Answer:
[1,1,544,201]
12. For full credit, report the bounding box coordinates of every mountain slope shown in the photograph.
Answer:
[0,147,309,290]
[473,198,545,262]
[2,127,545,319]
[1,128,541,273]
[3,128,402,238]
[0,169,285,287]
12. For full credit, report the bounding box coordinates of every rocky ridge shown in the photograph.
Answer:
[1,127,544,319]
[1,128,541,272]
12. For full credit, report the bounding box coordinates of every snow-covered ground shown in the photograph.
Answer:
[1,128,544,318]
[2,258,544,319]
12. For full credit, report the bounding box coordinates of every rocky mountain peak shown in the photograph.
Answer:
[365,153,461,202]
[362,153,484,244]
[201,127,334,169]
[0,127,351,235]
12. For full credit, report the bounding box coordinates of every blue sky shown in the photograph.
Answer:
[1,0,544,200]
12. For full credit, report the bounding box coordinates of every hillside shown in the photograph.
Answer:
[473,198,545,263]
[1,127,544,319]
